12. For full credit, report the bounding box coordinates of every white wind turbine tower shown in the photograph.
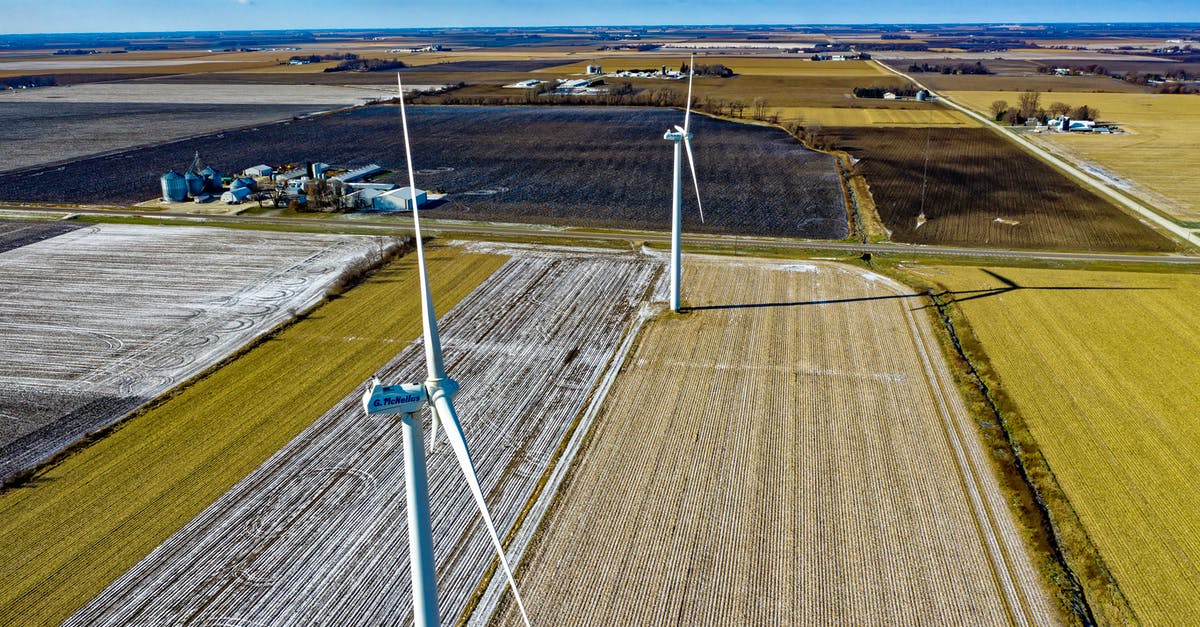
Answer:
[663,54,705,312]
[360,74,530,627]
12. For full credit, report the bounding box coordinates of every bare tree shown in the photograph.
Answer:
[752,97,768,120]
[1017,91,1042,119]
[989,100,1009,120]
[1048,101,1071,117]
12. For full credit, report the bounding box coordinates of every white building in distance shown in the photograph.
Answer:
[374,187,426,211]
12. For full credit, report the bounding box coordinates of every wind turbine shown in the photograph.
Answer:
[361,74,530,627]
[663,55,705,312]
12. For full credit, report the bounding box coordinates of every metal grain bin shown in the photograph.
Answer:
[160,170,188,202]
[230,176,257,191]
[200,166,222,192]
[184,171,204,196]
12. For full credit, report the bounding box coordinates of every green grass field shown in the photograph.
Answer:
[0,244,506,627]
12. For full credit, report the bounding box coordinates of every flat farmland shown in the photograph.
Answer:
[491,258,1057,625]
[0,244,504,627]
[0,219,85,253]
[1,82,413,173]
[774,105,974,127]
[0,223,393,482]
[0,106,849,239]
[826,126,1176,252]
[912,73,1148,94]
[0,101,341,174]
[949,91,1200,223]
[911,265,1200,625]
[543,57,887,76]
[66,245,662,626]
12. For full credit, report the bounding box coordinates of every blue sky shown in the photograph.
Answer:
[2,0,1198,35]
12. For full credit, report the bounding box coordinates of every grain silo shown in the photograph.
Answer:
[160,170,188,202]
[230,176,257,191]
[200,166,222,192]
[184,170,205,196]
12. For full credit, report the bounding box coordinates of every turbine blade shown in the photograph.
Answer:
[431,394,532,627]
[683,136,705,224]
[684,54,694,132]
[397,73,447,381]
[428,404,439,449]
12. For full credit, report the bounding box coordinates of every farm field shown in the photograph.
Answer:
[0,243,505,627]
[0,101,343,174]
[491,258,1057,625]
[0,222,394,483]
[879,57,1150,93]
[826,126,1176,252]
[65,245,662,626]
[948,91,1200,224]
[541,57,890,77]
[0,219,84,253]
[1,82,404,105]
[0,106,849,239]
[910,265,1200,625]
[773,104,973,126]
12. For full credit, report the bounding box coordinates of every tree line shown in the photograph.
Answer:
[288,53,358,64]
[853,85,919,98]
[907,61,991,75]
[324,58,407,73]
[989,91,1100,125]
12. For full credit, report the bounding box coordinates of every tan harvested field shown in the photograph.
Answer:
[0,222,394,482]
[491,258,1058,626]
[911,265,1200,625]
[65,245,662,626]
[541,57,889,77]
[948,90,1200,223]
[774,104,974,126]
[913,73,1148,94]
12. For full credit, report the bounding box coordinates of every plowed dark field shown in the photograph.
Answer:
[829,126,1176,252]
[0,106,849,239]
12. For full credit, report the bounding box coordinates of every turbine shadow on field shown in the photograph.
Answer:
[684,269,1161,313]
[919,268,1162,308]
[682,292,923,312]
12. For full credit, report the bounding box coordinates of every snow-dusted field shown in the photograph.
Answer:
[66,244,662,626]
[0,223,393,482]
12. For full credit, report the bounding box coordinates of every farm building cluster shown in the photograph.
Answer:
[158,154,426,211]
[504,63,691,96]
[1030,116,1121,133]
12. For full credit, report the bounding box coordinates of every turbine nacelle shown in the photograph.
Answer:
[663,128,692,141]
[362,378,426,416]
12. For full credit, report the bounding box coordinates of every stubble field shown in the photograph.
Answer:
[0,222,393,482]
[0,243,505,627]
[491,258,1058,626]
[64,245,663,626]
[0,106,849,239]
[826,126,1176,251]
[0,101,338,173]
[911,265,1200,625]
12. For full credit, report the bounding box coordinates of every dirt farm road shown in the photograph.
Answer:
[3,204,1200,266]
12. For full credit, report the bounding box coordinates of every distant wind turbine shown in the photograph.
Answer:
[361,74,530,627]
[663,55,705,312]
